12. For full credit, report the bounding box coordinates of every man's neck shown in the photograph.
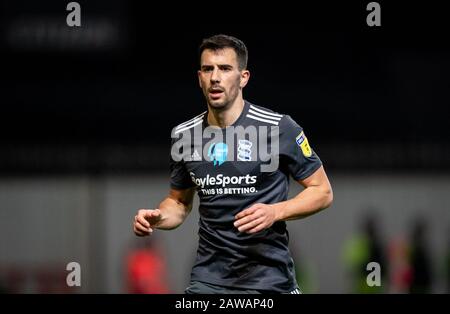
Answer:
[207,97,245,128]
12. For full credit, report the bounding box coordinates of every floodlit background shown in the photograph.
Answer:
[0,1,449,293]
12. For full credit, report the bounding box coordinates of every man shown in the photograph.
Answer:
[133,34,333,294]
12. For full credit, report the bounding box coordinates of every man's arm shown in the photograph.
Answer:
[234,166,333,233]
[273,165,333,220]
[133,187,196,236]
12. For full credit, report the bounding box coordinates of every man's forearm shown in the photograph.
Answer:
[273,186,333,221]
[155,197,191,230]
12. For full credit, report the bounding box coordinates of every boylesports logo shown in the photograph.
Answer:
[190,172,258,195]
[190,173,257,189]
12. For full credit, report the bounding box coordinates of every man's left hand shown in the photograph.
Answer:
[234,203,278,234]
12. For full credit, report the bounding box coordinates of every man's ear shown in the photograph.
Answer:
[240,70,250,88]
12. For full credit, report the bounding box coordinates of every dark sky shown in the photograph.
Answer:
[0,1,449,172]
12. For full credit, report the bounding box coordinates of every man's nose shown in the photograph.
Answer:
[210,68,221,83]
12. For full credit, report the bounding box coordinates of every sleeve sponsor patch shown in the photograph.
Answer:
[295,131,312,157]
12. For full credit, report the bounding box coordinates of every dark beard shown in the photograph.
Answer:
[207,99,230,111]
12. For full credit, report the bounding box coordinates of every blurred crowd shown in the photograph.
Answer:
[1,211,448,294]
[122,212,450,294]
[341,213,449,294]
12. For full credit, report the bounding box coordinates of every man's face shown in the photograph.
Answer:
[198,48,249,110]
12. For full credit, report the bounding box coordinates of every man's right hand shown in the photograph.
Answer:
[133,209,162,236]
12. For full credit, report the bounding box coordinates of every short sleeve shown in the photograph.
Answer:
[169,137,196,190]
[279,115,322,181]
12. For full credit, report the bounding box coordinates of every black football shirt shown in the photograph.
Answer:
[170,100,322,292]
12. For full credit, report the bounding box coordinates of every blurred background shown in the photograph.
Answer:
[0,1,449,293]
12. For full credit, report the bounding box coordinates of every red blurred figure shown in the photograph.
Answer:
[125,239,169,294]
[388,237,413,293]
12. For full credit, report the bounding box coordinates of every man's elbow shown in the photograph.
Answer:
[322,186,333,209]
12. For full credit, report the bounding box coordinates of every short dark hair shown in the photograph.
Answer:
[199,34,248,70]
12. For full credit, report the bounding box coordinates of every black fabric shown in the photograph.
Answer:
[170,100,322,292]
[184,280,302,294]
